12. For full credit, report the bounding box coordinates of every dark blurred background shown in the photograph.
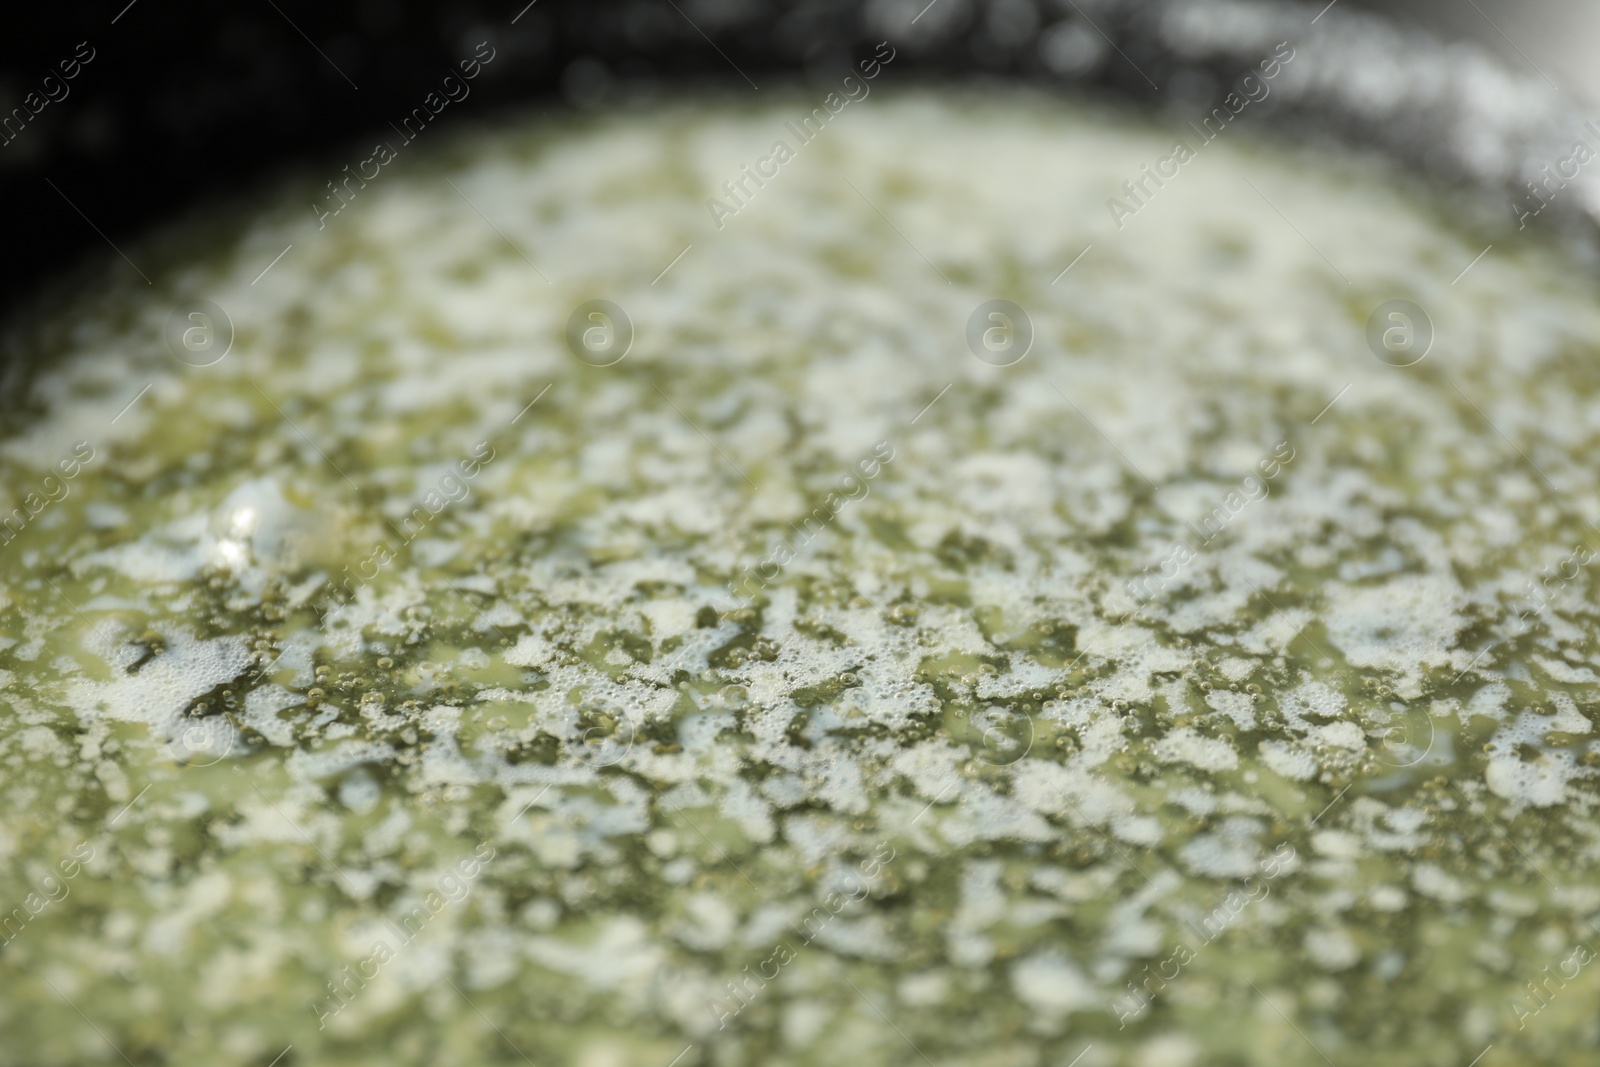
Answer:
[0,0,1586,324]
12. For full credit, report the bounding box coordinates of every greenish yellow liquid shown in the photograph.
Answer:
[3,90,1600,1066]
